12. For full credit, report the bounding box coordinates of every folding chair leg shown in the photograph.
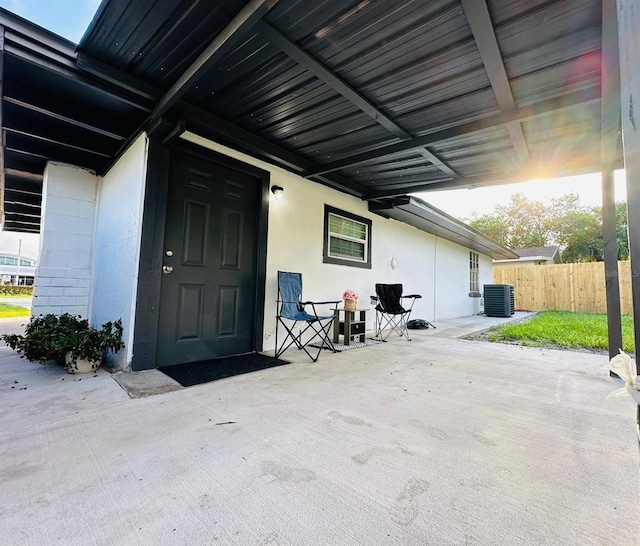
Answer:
[373,310,412,341]
[275,317,336,362]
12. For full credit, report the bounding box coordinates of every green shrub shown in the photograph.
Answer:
[0,285,34,296]
[2,313,124,365]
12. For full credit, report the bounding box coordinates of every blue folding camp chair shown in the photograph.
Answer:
[275,271,340,361]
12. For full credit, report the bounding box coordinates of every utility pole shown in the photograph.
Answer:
[15,238,22,285]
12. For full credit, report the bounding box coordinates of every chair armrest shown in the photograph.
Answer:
[403,294,422,299]
[301,300,341,305]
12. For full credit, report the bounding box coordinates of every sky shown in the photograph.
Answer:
[0,0,628,228]
[0,0,101,43]
[415,169,628,221]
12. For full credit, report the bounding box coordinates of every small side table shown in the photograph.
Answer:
[333,307,368,346]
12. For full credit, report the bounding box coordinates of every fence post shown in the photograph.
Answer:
[569,264,575,313]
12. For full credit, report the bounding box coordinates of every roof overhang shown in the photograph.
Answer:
[494,256,551,263]
[369,196,517,260]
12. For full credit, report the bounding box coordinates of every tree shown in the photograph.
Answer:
[467,192,630,263]
[616,201,630,260]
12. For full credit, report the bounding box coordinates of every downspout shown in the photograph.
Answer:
[433,237,437,321]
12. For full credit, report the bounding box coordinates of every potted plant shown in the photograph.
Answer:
[342,289,358,311]
[2,313,91,364]
[2,314,124,374]
[66,319,124,374]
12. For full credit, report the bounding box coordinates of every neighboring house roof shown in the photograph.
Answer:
[494,245,561,264]
[511,246,561,260]
[371,196,517,260]
[0,1,621,233]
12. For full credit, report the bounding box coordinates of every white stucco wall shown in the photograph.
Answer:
[33,163,98,316]
[90,134,149,369]
[182,132,492,351]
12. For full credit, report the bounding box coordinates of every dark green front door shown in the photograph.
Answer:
[156,148,261,367]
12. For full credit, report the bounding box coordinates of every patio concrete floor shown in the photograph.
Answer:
[0,313,638,545]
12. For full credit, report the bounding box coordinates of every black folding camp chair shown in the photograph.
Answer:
[275,271,340,361]
[371,284,428,341]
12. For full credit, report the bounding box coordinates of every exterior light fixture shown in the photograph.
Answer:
[271,185,284,200]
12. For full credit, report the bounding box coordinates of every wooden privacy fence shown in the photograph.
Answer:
[493,261,634,315]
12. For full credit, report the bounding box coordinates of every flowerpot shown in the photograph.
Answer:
[344,298,356,311]
[65,353,101,374]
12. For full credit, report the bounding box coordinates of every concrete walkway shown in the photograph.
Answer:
[0,314,638,545]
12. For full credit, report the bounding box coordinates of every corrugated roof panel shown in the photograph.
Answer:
[398,88,500,136]
[294,124,399,160]
[308,2,469,85]
[503,28,600,83]
[523,104,602,176]
[510,57,601,108]
[352,171,449,192]
[348,162,443,183]
[491,0,600,65]
[267,0,369,42]
[80,0,235,87]
[429,126,517,177]
[341,153,435,175]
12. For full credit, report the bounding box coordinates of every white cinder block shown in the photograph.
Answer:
[50,278,78,288]
[45,196,96,219]
[35,268,67,278]
[47,233,93,253]
[37,287,64,297]
[63,288,89,297]
[44,213,94,234]
[48,297,69,307]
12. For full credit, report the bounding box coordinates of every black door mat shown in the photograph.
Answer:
[158,353,290,387]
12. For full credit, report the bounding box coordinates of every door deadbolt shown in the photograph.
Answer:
[162,265,174,274]
[165,250,173,257]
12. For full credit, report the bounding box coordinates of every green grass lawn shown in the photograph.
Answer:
[0,302,30,318]
[487,310,635,353]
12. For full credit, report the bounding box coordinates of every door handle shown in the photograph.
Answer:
[162,265,174,274]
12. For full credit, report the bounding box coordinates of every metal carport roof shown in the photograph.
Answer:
[0,0,621,233]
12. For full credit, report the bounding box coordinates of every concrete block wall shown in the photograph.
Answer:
[33,163,98,316]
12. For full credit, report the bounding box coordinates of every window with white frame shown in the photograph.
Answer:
[469,251,479,293]
[323,205,372,269]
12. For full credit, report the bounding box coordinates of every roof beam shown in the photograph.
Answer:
[4,168,43,183]
[365,162,607,200]
[151,0,279,121]
[4,127,110,157]
[256,19,458,178]
[600,0,620,170]
[305,86,600,177]
[3,186,42,197]
[179,105,365,197]
[461,0,530,163]
[3,96,126,141]
[4,44,152,112]
[3,209,40,219]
